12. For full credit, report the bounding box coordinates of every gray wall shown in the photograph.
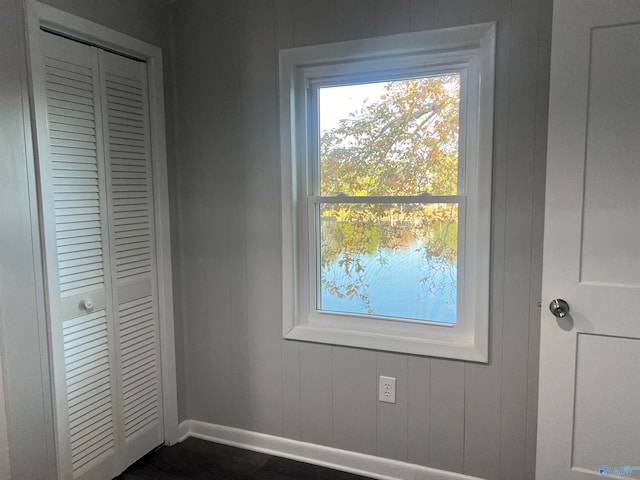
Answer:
[0,0,181,477]
[0,2,54,477]
[170,1,551,479]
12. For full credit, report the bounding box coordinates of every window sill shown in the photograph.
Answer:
[284,323,488,363]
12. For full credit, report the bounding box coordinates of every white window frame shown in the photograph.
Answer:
[279,22,496,362]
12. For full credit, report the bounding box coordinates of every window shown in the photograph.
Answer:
[279,23,496,362]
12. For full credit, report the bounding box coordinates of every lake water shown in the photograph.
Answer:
[319,241,457,323]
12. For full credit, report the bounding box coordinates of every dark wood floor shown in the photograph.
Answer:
[116,437,374,480]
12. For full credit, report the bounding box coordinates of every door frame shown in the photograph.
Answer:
[23,0,179,472]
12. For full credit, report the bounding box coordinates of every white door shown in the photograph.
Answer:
[35,30,163,480]
[38,31,119,480]
[99,48,165,469]
[537,0,640,478]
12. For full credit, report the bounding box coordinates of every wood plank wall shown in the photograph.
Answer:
[170,0,552,478]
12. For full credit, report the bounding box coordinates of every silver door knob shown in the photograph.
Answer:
[549,298,569,318]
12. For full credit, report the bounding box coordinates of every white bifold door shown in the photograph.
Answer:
[36,30,163,480]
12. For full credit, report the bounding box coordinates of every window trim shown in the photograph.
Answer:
[279,22,496,362]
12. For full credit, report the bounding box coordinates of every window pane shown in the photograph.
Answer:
[318,202,458,323]
[319,75,460,197]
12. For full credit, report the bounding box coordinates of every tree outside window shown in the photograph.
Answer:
[317,76,460,323]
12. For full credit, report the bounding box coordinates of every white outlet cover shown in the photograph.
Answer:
[378,376,396,404]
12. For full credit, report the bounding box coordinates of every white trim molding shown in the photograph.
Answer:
[177,419,190,443]
[178,420,486,480]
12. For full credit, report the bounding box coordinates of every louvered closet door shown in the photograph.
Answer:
[40,31,119,480]
[99,49,164,469]
[38,30,163,480]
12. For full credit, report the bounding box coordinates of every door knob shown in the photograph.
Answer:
[82,299,94,313]
[549,298,569,318]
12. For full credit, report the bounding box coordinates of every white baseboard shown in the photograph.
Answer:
[177,419,484,480]
[177,419,190,442]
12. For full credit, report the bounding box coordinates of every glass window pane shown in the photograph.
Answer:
[318,202,458,323]
[319,75,460,197]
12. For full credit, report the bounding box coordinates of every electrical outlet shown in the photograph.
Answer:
[378,376,396,404]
